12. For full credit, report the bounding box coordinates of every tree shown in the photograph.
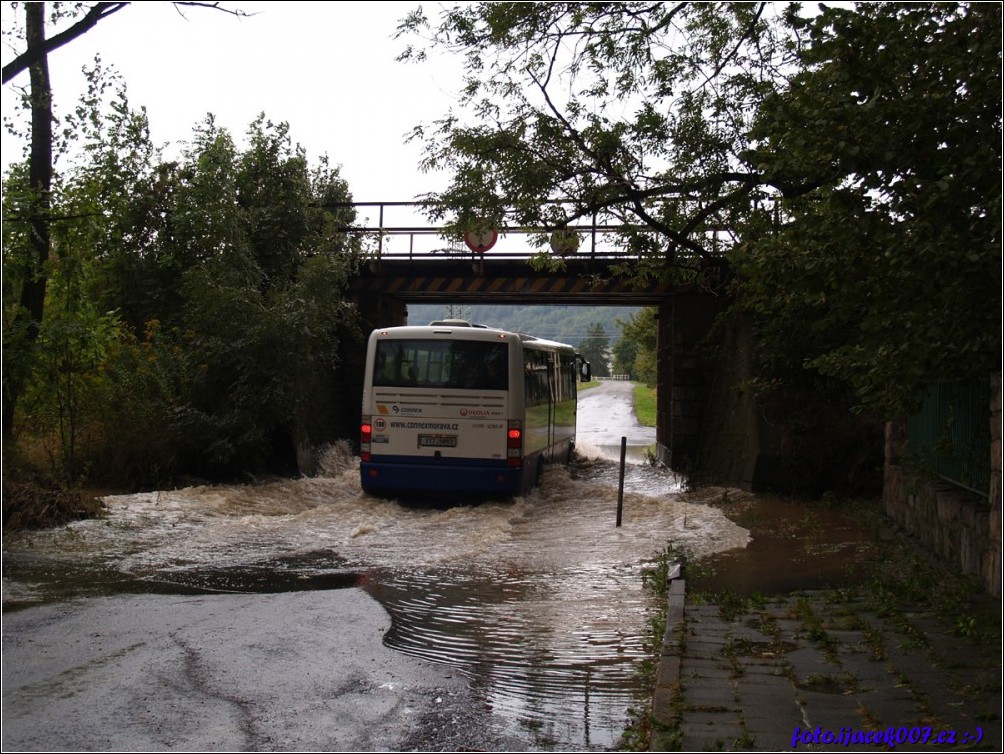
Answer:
[2,1,249,438]
[175,117,362,476]
[400,2,1000,417]
[578,322,610,378]
[397,2,791,277]
[3,59,170,482]
[3,2,53,438]
[615,308,657,386]
[2,2,249,84]
[740,2,1001,415]
[4,57,363,484]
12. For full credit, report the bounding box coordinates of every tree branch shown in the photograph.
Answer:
[3,3,128,84]
[2,1,253,85]
[698,2,767,91]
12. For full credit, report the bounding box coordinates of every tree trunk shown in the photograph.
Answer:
[3,2,53,438]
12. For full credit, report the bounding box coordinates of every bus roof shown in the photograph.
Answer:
[371,323,576,352]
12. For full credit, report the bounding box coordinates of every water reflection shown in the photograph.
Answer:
[365,563,652,750]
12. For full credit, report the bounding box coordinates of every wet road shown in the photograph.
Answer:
[3,590,491,751]
[576,379,656,463]
[2,382,749,751]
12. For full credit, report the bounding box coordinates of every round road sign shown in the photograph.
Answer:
[463,227,499,253]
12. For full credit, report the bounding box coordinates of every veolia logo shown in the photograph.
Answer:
[460,408,494,417]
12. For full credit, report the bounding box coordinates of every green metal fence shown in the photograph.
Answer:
[907,379,991,497]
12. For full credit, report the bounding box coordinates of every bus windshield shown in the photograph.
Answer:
[373,339,509,390]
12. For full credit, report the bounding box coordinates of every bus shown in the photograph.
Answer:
[359,320,590,497]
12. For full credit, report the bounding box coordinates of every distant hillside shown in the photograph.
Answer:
[406,304,641,348]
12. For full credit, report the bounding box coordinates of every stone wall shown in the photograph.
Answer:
[689,310,883,496]
[656,295,724,471]
[883,374,1002,597]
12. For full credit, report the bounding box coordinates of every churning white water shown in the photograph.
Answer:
[5,375,753,752]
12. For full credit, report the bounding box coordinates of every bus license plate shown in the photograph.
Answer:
[419,434,457,448]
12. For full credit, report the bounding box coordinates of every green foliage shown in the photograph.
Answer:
[739,3,1001,416]
[156,117,364,477]
[399,2,790,272]
[3,62,364,486]
[404,2,1000,420]
[615,308,658,386]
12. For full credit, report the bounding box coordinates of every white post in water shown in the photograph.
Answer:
[616,437,627,527]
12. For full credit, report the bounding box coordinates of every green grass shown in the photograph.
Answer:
[633,383,657,426]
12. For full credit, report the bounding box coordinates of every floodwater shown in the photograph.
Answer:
[4,380,882,750]
[686,492,882,597]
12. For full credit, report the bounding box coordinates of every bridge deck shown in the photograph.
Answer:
[351,258,700,305]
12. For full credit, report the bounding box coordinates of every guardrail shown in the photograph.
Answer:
[331,201,670,261]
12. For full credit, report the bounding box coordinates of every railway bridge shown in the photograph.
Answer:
[343,203,726,472]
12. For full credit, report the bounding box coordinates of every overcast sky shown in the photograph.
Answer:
[1,1,459,206]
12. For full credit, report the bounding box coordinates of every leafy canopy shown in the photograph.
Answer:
[400,2,1001,417]
[741,2,1001,415]
[398,1,791,276]
[3,60,363,482]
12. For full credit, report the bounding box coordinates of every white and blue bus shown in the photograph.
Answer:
[359,320,590,497]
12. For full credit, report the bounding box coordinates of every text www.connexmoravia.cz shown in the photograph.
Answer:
[792,726,984,748]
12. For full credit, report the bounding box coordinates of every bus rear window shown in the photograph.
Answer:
[374,339,509,390]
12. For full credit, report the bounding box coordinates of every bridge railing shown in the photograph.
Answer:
[333,201,657,261]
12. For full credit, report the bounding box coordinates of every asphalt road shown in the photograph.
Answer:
[2,589,503,751]
[577,379,656,459]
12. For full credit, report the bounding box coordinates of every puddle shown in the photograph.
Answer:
[686,492,880,596]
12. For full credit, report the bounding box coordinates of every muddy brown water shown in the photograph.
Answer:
[685,492,881,596]
[2,440,879,750]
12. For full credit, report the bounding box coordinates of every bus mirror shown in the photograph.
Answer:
[579,359,591,383]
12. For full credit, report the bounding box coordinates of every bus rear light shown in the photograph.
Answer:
[507,421,522,445]
[507,420,523,467]
[360,417,372,461]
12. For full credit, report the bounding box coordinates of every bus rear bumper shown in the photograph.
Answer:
[360,459,524,497]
